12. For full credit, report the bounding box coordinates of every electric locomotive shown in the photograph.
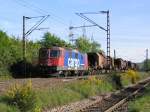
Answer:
[39,47,88,76]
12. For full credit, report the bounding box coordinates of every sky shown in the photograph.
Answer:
[0,0,150,63]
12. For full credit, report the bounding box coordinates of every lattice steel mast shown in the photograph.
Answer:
[75,10,111,68]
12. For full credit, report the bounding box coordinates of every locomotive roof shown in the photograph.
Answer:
[40,46,86,54]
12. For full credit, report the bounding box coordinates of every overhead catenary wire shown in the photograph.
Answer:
[12,0,70,38]
[13,0,68,26]
[25,15,50,37]
[13,0,46,15]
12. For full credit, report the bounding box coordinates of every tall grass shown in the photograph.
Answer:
[38,88,82,109]
[38,76,114,109]
[0,102,19,112]
[128,87,150,112]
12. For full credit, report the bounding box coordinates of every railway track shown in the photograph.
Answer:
[78,78,150,112]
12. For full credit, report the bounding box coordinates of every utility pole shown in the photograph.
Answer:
[75,10,111,69]
[23,16,26,61]
[106,11,111,67]
[22,15,49,76]
[114,49,116,59]
[146,49,148,71]
[23,16,26,75]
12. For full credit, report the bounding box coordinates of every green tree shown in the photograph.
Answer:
[26,41,41,63]
[40,32,65,48]
[0,30,41,76]
[91,41,101,52]
[40,32,74,48]
[75,37,91,53]
[75,37,102,53]
[142,59,150,71]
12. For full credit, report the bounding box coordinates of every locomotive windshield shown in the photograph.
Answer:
[39,49,49,58]
[50,50,61,57]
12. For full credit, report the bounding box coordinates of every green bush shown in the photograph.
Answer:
[0,30,40,78]
[6,80,41,112]
[111,72,123,90]
[0,102,19,112]
[122,70,140,85]
[0,66,11,79]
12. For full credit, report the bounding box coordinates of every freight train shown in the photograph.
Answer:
[39,46,138,76]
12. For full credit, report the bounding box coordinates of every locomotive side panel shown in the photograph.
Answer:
[64,50,87,71]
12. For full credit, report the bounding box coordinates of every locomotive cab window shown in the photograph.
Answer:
[39,49,49,58]
[81,55,83,60]
[50,50,61,57]
[75,53,78,59]
[69,51,72,58]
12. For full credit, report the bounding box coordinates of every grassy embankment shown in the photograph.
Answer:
[0,70,149,112]
[0,75,12,81]
[128,87,150,112]
[0,77,114,112]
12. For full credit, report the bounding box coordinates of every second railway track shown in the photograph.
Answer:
[78,77,150,112]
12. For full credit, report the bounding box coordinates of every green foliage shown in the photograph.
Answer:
[0,30,40,77]
[0,67,10,77]
[90,41,101,52]
[121,71,149,87]
[122,69,140,84]
[35,77,114,109]
[38,88,82,108]
[40,32,73,48]
[0,103,19,112]
[67,81,96,98]
[40,33,101,53]
[75,37,92,53]
[142,59,150,71]
[110,72,123,90]
[67,76,113,97]
[75,37,101,53]
[128,87,150,112]
[5,80,41,112]
[26,41,41,63]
